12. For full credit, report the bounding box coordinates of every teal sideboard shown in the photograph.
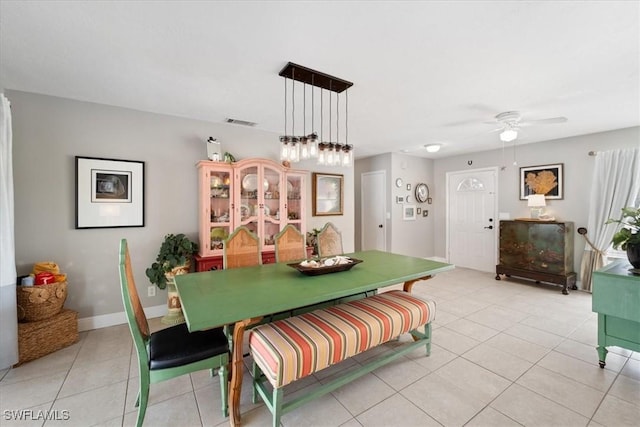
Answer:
[592,260,640,368]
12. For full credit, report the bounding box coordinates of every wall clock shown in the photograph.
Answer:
[415,183,430,203]
[395,178,403,188]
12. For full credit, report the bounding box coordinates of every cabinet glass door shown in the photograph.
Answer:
[262,165,282,249]
[208,169,232,253]
[237,165,260,237]
[285,173,304,235]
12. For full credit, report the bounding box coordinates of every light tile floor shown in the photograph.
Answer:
[2,268,639,426]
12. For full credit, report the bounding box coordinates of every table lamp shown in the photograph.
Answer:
[528,194,546,219]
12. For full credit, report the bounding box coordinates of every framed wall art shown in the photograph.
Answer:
[520,163,564,200]
[312,172,343,216]
[403,204,417,220]
[75,156,145,228]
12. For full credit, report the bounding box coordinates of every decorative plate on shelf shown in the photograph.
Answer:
[288,257,363,276]
[242,174,269,192]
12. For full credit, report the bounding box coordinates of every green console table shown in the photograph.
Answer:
[592,260,640,368]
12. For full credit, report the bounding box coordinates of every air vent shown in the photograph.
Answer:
[225,118,257,127]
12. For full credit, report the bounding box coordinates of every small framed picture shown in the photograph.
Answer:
[520,163,564,200]
[75,156,145,228]
[403,204,417,220]
[312,173,344,216]
[423,210,429,217]
[406,183,411,191]
[417,208,422,214]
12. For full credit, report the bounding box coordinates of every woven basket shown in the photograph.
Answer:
[16,309,78,366]
[17,281,67,322]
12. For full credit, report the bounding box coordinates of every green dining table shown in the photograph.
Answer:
[175,250,454,426]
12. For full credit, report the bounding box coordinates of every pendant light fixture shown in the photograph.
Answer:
[278,62,353,167]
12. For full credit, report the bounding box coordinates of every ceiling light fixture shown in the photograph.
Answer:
[499,127,518,142]
[424,144,441,153]
[278,62,353,167]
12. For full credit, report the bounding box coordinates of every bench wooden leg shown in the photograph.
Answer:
[272,387,283,427]
[251,363,259,404]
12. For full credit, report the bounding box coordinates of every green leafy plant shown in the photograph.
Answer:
[606,207,640,250]
[145,233,199,289]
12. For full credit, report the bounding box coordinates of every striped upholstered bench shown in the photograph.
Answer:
[248,290,436,426]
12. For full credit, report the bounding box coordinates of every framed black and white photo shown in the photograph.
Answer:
[312,173,344,216]
[520,163,564,200]
[75,156,145,228]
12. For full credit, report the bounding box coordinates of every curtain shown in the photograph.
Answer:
[580,148,640,291]
[0,93,18,369]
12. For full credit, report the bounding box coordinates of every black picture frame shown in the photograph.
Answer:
[520,163,564,200]
[75,156,145,228]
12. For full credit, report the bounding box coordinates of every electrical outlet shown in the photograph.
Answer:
[148,286,156,297]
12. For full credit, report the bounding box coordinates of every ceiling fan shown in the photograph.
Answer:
[487,111,568,142]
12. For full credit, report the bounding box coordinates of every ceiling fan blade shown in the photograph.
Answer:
[520,116,568,126]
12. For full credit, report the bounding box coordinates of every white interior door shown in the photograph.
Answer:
[446,168,498,272]
[361,171,386,251]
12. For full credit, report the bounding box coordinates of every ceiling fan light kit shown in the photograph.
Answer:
[493,110,567,143]
[500,128,518,142]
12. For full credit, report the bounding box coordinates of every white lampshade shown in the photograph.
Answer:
[527,194,546,219]
[527,194,546,207]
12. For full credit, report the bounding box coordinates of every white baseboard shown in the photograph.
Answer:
[77,304,167,332]
[426,256,448,263]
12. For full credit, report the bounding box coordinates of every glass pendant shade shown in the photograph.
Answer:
[300,137,310,159]
[280,137,289,161]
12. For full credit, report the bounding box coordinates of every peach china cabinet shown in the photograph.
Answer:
[196,158,308,271]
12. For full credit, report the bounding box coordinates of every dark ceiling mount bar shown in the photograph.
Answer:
[278,62,353,93]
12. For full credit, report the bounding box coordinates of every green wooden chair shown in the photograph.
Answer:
[119,239,229,427]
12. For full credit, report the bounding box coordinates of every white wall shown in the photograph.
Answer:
[354,152,434,257]
[9,90,354,318]
[433,126,640,280]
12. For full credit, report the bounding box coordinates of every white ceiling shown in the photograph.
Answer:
[1,1,639,159]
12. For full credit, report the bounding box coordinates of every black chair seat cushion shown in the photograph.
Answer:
[149,323,229,370]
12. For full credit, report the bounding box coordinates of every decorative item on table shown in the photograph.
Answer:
[17,261,68,322]
[288,256,363,276]
[206,137,222,161]
[145,233,198,325]
[606,206,640,269]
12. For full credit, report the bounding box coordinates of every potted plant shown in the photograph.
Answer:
[145,233,199,324]
[606,206,640,269]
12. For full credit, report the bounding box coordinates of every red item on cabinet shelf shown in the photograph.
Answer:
[34,272,56,285]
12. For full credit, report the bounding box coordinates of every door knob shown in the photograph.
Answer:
[484,225,493,229]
